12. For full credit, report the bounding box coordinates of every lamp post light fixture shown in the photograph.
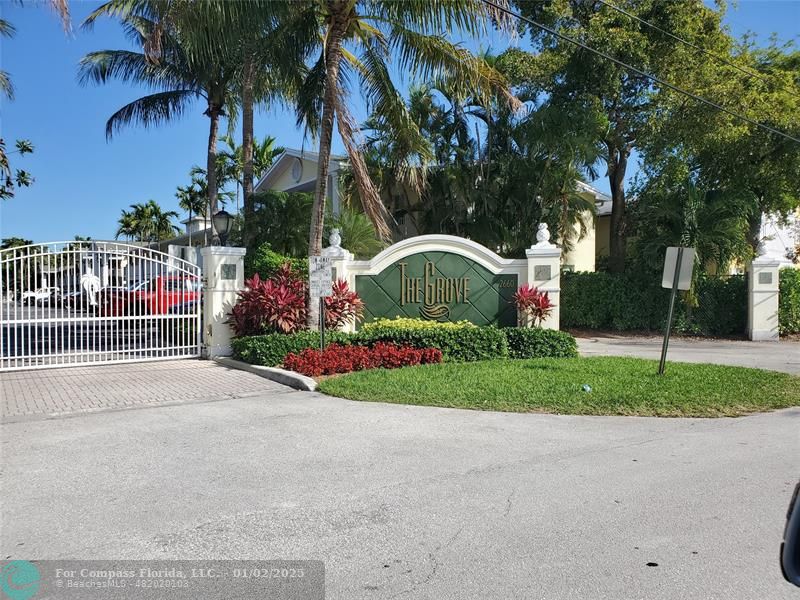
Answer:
[212,209,234,246]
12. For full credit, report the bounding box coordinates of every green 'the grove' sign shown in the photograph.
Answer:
[356,251,518,326]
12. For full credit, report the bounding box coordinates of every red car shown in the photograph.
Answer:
[103,275,200,316]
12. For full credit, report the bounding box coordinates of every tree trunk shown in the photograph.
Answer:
[242,56,256,250]
[746,201,763,255]
[207,103,221,245]
[607,143,629,273]
[307,7,347,329]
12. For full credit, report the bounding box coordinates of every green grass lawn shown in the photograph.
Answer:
[317,357,800,417]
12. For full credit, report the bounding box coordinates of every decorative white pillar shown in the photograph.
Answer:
[747,246,781,342]
[201,246,246,358]
[321,228,356,331]
[525,223,562,330]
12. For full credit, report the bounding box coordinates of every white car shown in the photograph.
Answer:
[21,286,60,305]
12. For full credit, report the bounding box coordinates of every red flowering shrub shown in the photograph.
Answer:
[283,343,442,377]
[513,284,555,327]
[324,280,364,330]
[229,264,307,336]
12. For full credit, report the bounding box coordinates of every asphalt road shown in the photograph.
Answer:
[577,334,800,374]
[2,390,798,599]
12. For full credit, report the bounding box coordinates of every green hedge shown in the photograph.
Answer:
[232,324,580,366]
[561,271,748,336]
[245,242,309,281]
[357,325,508,362]
[505,328,578,359]
[231,331,352,367]
[780,268,800,335]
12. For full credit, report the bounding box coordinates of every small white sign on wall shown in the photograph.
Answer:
[309,256,333,297]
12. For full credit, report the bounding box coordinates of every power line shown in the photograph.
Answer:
[595,0,799,98]
[480,0,800,144]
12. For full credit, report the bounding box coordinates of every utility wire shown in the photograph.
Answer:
[595,0,799,98]
[480,0,800,144]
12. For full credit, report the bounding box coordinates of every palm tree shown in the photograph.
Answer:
[295,1,516,256]
[80,1,243,244]
[326,206,386,259]
[176,176,207,246]
[217,133,284,215]
[115,210,137,241]
[292,1,516,327]
[116,200,178,243]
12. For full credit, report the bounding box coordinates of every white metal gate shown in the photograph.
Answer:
[0,241,202,371]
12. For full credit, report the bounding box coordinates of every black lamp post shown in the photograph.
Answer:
[212,209,234,246]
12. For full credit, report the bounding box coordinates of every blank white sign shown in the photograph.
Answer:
[662,247,695,290]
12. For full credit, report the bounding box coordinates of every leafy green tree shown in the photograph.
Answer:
[1,237,33,250]
[507,0,737,271]
[245,191,313,257]
[640,45,800,253]
[631,178,752,275]
[357,73,600,256]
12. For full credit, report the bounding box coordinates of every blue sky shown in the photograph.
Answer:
[1,1,798,243]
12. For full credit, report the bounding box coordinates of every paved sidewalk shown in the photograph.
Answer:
[0,360,288,422]
[577,334,800,374]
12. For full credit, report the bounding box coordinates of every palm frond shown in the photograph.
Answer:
[104,89,199,139]
[78,49,194,90]
[336,98,392,241]
[0,70,14,101]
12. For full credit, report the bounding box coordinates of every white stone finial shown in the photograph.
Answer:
[533,223,556,249]
[322,227,353,259]
[329,228,342,249]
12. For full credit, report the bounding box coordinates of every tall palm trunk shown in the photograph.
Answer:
[307,8,347,328]
[206,102,221,244]
[241,56,255,250]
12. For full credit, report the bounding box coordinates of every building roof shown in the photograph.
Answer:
[255,148,347,192]
[576,181,613,216]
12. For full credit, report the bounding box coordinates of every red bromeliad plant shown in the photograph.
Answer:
[513,284,554,327]
[324,279,364,330]
[229,264,308,336]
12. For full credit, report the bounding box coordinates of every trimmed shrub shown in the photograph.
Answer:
[361,317,476,331]
[779,268,800,335]
[233,324,579,367]
[284,342,442,377]
[505,328,578,359]
[231,331,353,366]
[245,242,308,281]
[561,271,748,336]
[356,325,508,362]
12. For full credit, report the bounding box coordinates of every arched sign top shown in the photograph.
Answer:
[350,235,525,327]
[351,234,526,276]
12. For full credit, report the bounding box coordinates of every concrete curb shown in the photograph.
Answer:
[213,357,317,391]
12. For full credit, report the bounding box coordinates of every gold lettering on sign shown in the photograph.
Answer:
[400,261,470,307]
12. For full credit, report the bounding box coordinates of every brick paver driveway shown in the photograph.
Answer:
[1,360,287,422]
